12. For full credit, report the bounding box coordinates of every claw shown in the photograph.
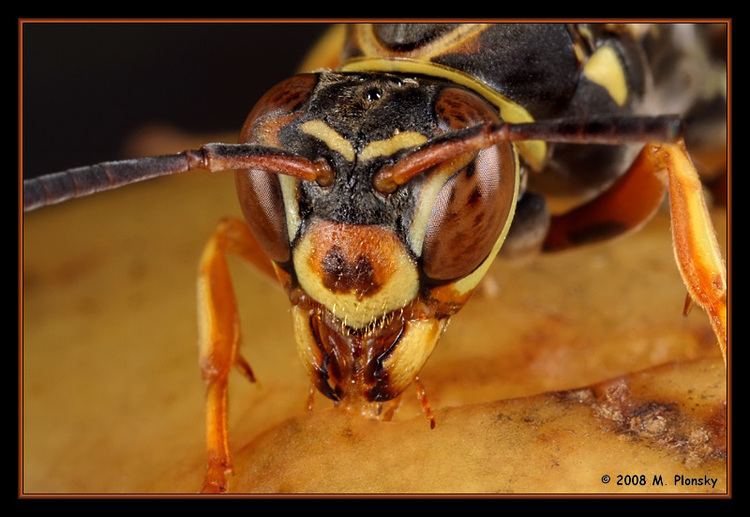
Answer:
[201,460,231,494]
[683,292,694,317]
[235,354,257,384]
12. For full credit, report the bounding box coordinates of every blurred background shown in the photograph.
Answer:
[23,23,327,179]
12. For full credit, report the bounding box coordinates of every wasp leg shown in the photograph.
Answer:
[652,141,726,361]
[543,141,726,361]
[197,217,276,493]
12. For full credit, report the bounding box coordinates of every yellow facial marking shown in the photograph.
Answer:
[340,58,547,171]
[292,306,319,379]
[408,152,476,255]
[382,318,446,394]
[359,131,428,162]
[293,219,419,329]
[278,175,301,242]
[584,45,628,106]
[299,120,356,162]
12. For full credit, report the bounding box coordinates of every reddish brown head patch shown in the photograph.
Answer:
[322,246,379,298]
[305,220,404,301]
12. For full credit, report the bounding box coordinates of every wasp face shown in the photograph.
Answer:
[235,72,519,413]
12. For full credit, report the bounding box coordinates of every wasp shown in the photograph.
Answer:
[22,23,728,493]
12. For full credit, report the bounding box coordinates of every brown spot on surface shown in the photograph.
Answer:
[560,377,727,466]
[127,259,148,281]
[25,251,106,290]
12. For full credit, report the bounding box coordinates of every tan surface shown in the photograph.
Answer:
[22,169,727,494]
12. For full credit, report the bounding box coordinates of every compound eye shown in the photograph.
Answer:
[235,74,318,264]
[421,87,517,281]
[235,170,289,263]
[421,143,516,281]
[239,74,318,147]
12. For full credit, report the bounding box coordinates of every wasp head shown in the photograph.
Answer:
[234,71,519,414]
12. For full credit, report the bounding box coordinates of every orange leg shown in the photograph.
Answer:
[197,217,277,493]
[544,141,726,362]
[654,141,727,362]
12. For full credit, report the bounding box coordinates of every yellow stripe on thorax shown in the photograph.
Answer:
[353,24,491,61]
[583,45,627,107]
[340,57,547,172]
